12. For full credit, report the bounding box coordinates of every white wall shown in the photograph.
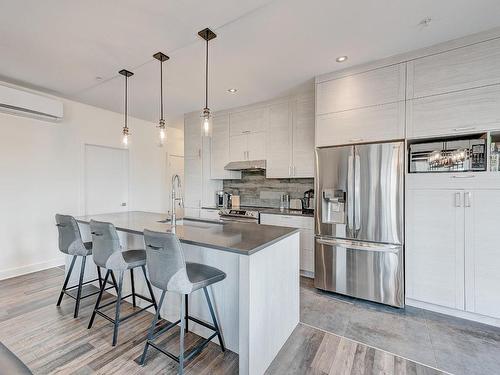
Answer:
[0,84,183,280]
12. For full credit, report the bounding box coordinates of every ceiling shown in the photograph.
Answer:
[2,0,500,128]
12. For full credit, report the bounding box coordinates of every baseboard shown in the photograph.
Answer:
[0,257,65,281]
[406,298,500,328]
[300,270,314,279]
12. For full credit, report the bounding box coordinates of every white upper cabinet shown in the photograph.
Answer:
[315,63,406,147]
[407,38,500,99]
[184,115,201,158]
[266,102,292,178]
[247,131,267,160]
[407,84,500,138]
[406,38,500,138]
[229,133,247,162]
[266,96,315,178]
[316,101,405,147]
[229,107,267,136]
[210,114,241,180]
[292,96,315,177]
[316,63,405,115]
[184,115,202,209]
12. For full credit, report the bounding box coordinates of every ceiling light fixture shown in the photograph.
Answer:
[153,51,169,147]
[336,56,348,63]
[119,69,134,147]
[198,27,217,138]
[228,88,237,93]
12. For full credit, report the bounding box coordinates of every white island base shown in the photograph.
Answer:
[73,224,300,375]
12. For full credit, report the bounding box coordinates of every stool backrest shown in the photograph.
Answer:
[143,229,192,294]
[89,220,121,268]
[55,214,86,256]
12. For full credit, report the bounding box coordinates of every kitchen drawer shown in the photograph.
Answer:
[300,248,314,273]
[260,213,313,230]
[184,208,200,219]
[300,229,314,251]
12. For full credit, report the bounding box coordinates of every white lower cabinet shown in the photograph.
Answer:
[200,208,221,221]
[407,187,500,319]
[260,213,314,275]
[406,189,465,310]
[465,189,500,319]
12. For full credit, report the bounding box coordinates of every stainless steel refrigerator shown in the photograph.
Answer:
[314,141,404,307]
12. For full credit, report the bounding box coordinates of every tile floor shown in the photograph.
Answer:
[300,277,500,375]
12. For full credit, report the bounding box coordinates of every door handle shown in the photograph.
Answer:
[465,192,472,207]
[455,192,462,207]
[347,153,354,232]
[453,126,476,132]
[316,238,400,253]
[354,151,361,232]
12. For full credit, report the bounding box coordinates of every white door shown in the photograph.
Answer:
[266,102,292,178]
[406,189,465,310]
[465,189,500,318]
[84,144,128,215]
[247,132,266,160]
[292,97,315,178]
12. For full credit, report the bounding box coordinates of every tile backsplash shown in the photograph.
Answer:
[223,170,314,208]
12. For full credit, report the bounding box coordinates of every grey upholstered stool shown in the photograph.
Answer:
[139,229,226,375]
[55,214,114,318]
[87,220,159,346]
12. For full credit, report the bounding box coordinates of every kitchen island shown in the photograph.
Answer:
[75,211,300,375]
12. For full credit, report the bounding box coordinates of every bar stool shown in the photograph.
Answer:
[55,214,114,318]
[140,229,226,374]
[87,220,159,346]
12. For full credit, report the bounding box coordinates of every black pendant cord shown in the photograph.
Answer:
[160,60,164,121]
[124,76,128,129]
[205,37,209,110]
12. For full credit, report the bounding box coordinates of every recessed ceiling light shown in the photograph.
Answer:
[418,17,432,28]
[228,88,237,93]
[336,56,348,63]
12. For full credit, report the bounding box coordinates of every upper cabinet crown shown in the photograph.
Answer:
[316,63,406,147]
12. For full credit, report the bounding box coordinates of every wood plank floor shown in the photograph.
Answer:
[0,268,447,374]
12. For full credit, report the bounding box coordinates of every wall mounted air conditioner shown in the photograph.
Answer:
[0,84,63,121]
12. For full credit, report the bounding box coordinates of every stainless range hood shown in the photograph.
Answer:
[224,160,266,171]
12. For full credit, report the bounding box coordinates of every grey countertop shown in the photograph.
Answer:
[201,206,314,218]
[76,211,299,256]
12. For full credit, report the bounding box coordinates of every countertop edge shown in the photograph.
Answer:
[76,218,300,256]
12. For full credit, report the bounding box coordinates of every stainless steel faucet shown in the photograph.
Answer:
[171,174,183,226]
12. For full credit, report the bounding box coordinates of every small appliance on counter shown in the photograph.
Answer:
[302,189,315,213]
[223,192,233,209]
[289,198,302,210]
[280,193,290,210]
[231,195,240,208]
[215,190,224,208]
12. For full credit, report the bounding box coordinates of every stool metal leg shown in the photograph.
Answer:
[179,294,186,375]
[185,294,189,333]
[110,271,119,294]
[141,266,159,313]
[88,270,110,329]
[112,271,124,346]
[57,255,77,306]
[203,287,225,352]
[97,266,103,290]
[140,290,166,365]
[130,268,136,307]
[74,256,87,318]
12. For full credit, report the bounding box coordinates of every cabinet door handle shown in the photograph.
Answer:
[465,192,472,207]
[349,138,363,143]
[289,165,292,176]
[293,165,296,176]
[450,175,475,179]
[453,126,476,132]
[455,192,462,207]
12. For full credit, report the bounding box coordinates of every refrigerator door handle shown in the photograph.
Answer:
[354,151,361,232]
[347,152,354,232]
[316,238,400,253]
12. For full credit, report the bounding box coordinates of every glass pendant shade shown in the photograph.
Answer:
[202,107,211,137]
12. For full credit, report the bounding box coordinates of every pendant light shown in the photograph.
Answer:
[119,69,134,147]
[153,52,169,146]
[198,28,216,137]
